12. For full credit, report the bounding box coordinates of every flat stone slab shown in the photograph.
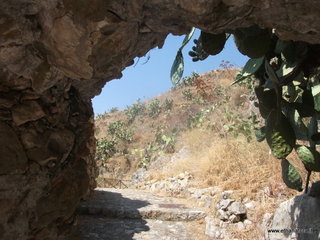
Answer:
[78,188,206,221]
[79,216,198,240]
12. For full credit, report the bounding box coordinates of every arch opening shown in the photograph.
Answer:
[0,0,320,239]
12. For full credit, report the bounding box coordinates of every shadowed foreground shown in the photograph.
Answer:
[78,188,208,240]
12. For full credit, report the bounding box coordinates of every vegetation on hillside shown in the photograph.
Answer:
[95,68,258,173]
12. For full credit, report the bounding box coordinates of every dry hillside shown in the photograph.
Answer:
[93,67,314,198]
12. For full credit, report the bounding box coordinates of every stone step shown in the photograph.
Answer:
[78,204,206,221]
[78,188,206,222]
[79,216,209,240]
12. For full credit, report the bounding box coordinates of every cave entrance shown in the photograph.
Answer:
[92,31,249,183]
[1,1,320,239]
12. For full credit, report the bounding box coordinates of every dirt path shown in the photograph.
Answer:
[78,188,210,240]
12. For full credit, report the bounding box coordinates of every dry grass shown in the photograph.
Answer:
[154,129,301,216]
[170,133,282,196]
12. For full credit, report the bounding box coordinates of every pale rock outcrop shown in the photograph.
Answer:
[265,194,320,240]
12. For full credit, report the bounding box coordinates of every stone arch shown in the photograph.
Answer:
[0,0,319,239]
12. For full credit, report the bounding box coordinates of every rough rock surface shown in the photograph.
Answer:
[79,217,201,240]
[0,0,320,239]
[205,217,231,239]
[79,188,206,221]
[265,194,320,240]
[133,171,222,210]
[78,188,208,240]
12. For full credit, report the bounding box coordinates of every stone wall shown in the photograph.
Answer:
[0,0,320,239]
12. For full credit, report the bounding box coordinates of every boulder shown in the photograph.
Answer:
[228,201,247,216]
[216,198,247,223]
[266,194,320,240]
[217,199,235,210]
[205,217,230,239]
[217,209,229,221]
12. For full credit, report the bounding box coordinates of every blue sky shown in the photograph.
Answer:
[92,30,249,115]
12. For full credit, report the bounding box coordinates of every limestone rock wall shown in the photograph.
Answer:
[0,78,97,239]
[0,0,320,239]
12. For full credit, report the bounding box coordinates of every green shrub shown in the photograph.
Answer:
[96,138,117,160]
[108,120,133,143]
[172,72,199,90]
[95,113,105,120]
[155,126,177,153]
[182,89,193,100]
[148,99,161,117]
[187,108,211,129]
[221,112,258,142]
[125,99,146,123]
[182,72,198,86]
[109,107,119,113]
[163,98,174,111]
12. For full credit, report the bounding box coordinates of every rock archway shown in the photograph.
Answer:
[0,0,319,239]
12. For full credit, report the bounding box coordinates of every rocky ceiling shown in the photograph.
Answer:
[0,0,319,239]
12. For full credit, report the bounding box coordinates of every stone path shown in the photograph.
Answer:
[78,188,209,240]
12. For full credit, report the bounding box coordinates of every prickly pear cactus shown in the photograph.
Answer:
[296,145,320,172]
[171,24,320,192]
[281,159,303,191]
[266,112,296,159]
[200,31,227,56]
[233,26,272,58]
